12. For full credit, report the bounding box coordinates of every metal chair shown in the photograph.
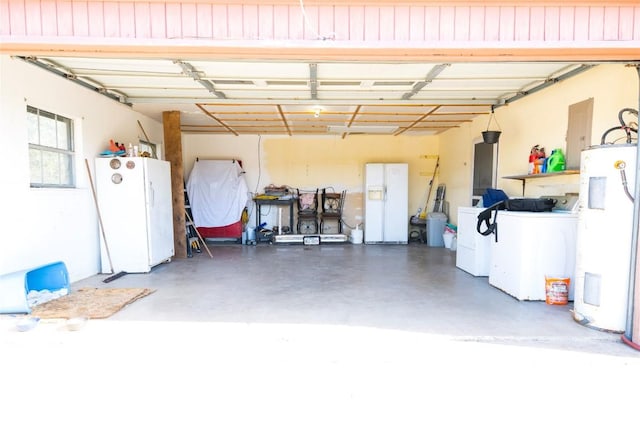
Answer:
[320,189,346,234]
[296,188,319,234]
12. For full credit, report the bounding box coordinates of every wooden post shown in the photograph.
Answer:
[163,111,187,259]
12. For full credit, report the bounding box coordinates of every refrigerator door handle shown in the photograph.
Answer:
[149,182,155,206]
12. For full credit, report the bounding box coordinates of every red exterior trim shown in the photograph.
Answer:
[1,2,638,60]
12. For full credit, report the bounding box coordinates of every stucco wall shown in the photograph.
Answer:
[439,64,639,225]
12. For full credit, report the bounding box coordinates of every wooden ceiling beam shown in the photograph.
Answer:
[276,105,292,136]
[195,103,239,136]
[394,106,441,136]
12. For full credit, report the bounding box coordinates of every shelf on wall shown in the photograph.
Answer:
[503,169,580,196]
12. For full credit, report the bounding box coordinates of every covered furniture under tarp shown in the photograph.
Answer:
[186,159,249,240]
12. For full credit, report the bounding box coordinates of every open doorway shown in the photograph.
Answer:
[472,138,497,206]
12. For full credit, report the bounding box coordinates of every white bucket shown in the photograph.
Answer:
[246,226,256,241]
[351,228,363,244]
[443,232,454,249]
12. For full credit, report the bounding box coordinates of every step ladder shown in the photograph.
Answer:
[433,184,446,213]
[184,183,201,258]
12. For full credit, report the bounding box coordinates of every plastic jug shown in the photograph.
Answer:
[547,149,566,172]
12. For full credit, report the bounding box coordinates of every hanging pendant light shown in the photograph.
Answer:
[482,105,501,144]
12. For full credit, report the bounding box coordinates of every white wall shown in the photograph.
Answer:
[0,55,163,281]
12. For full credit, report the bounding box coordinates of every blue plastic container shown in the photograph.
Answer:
[0,261,69,314]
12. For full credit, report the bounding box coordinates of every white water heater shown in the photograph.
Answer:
[573,144,637,332]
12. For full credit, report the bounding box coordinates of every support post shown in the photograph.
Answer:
[163,111,187,259]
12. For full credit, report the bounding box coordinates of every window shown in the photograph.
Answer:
[138,139,158,159]
[27,106,75,187]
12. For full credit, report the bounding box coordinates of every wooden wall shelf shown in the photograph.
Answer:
[503,169,580,195]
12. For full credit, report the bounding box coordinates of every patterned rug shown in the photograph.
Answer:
[30,288,155,319]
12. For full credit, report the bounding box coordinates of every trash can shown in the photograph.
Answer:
[426,212,447,247]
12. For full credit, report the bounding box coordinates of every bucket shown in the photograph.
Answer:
[443,232,454,249]
[482,130,501,144]
[351,227,363,244]
[545,276,570,305]
[246,226,256,242]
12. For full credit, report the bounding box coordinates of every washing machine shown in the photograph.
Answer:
[488,207,578,301]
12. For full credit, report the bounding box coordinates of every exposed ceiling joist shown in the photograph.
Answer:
[395,106,441,136]
[276,105,292,137]
[342,105,362,139]
[195,103,238,136]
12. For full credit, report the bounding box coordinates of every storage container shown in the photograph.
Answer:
[426,212,447,247]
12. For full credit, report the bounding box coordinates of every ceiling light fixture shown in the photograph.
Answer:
[313,107,322,118]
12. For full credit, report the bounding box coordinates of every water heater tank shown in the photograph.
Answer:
[573,144,637,332]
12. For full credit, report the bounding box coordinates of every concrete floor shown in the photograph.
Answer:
[2,243,639,426]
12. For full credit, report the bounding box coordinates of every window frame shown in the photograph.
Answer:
[27,105,76,188]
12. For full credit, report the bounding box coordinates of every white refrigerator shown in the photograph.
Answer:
[95,157,175,273]
[364,163,408,244]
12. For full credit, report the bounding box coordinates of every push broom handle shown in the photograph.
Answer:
[85,158,115,274]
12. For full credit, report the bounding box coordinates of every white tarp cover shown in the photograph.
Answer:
[187,160,249,228]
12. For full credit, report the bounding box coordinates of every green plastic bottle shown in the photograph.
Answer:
[547,149,566,172]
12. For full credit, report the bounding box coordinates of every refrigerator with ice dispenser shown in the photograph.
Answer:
[95,157,174,273]
[364,163,408,244]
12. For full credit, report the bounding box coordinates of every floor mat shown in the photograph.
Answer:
[30,288,155,319]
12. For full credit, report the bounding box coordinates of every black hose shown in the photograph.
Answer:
[601,108,638,144]
[618,107,638,127]
[600,125,638,145]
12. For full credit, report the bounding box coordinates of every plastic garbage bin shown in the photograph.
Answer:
[426,212,447,247]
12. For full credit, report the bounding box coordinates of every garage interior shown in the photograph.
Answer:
[2,1,640,425]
